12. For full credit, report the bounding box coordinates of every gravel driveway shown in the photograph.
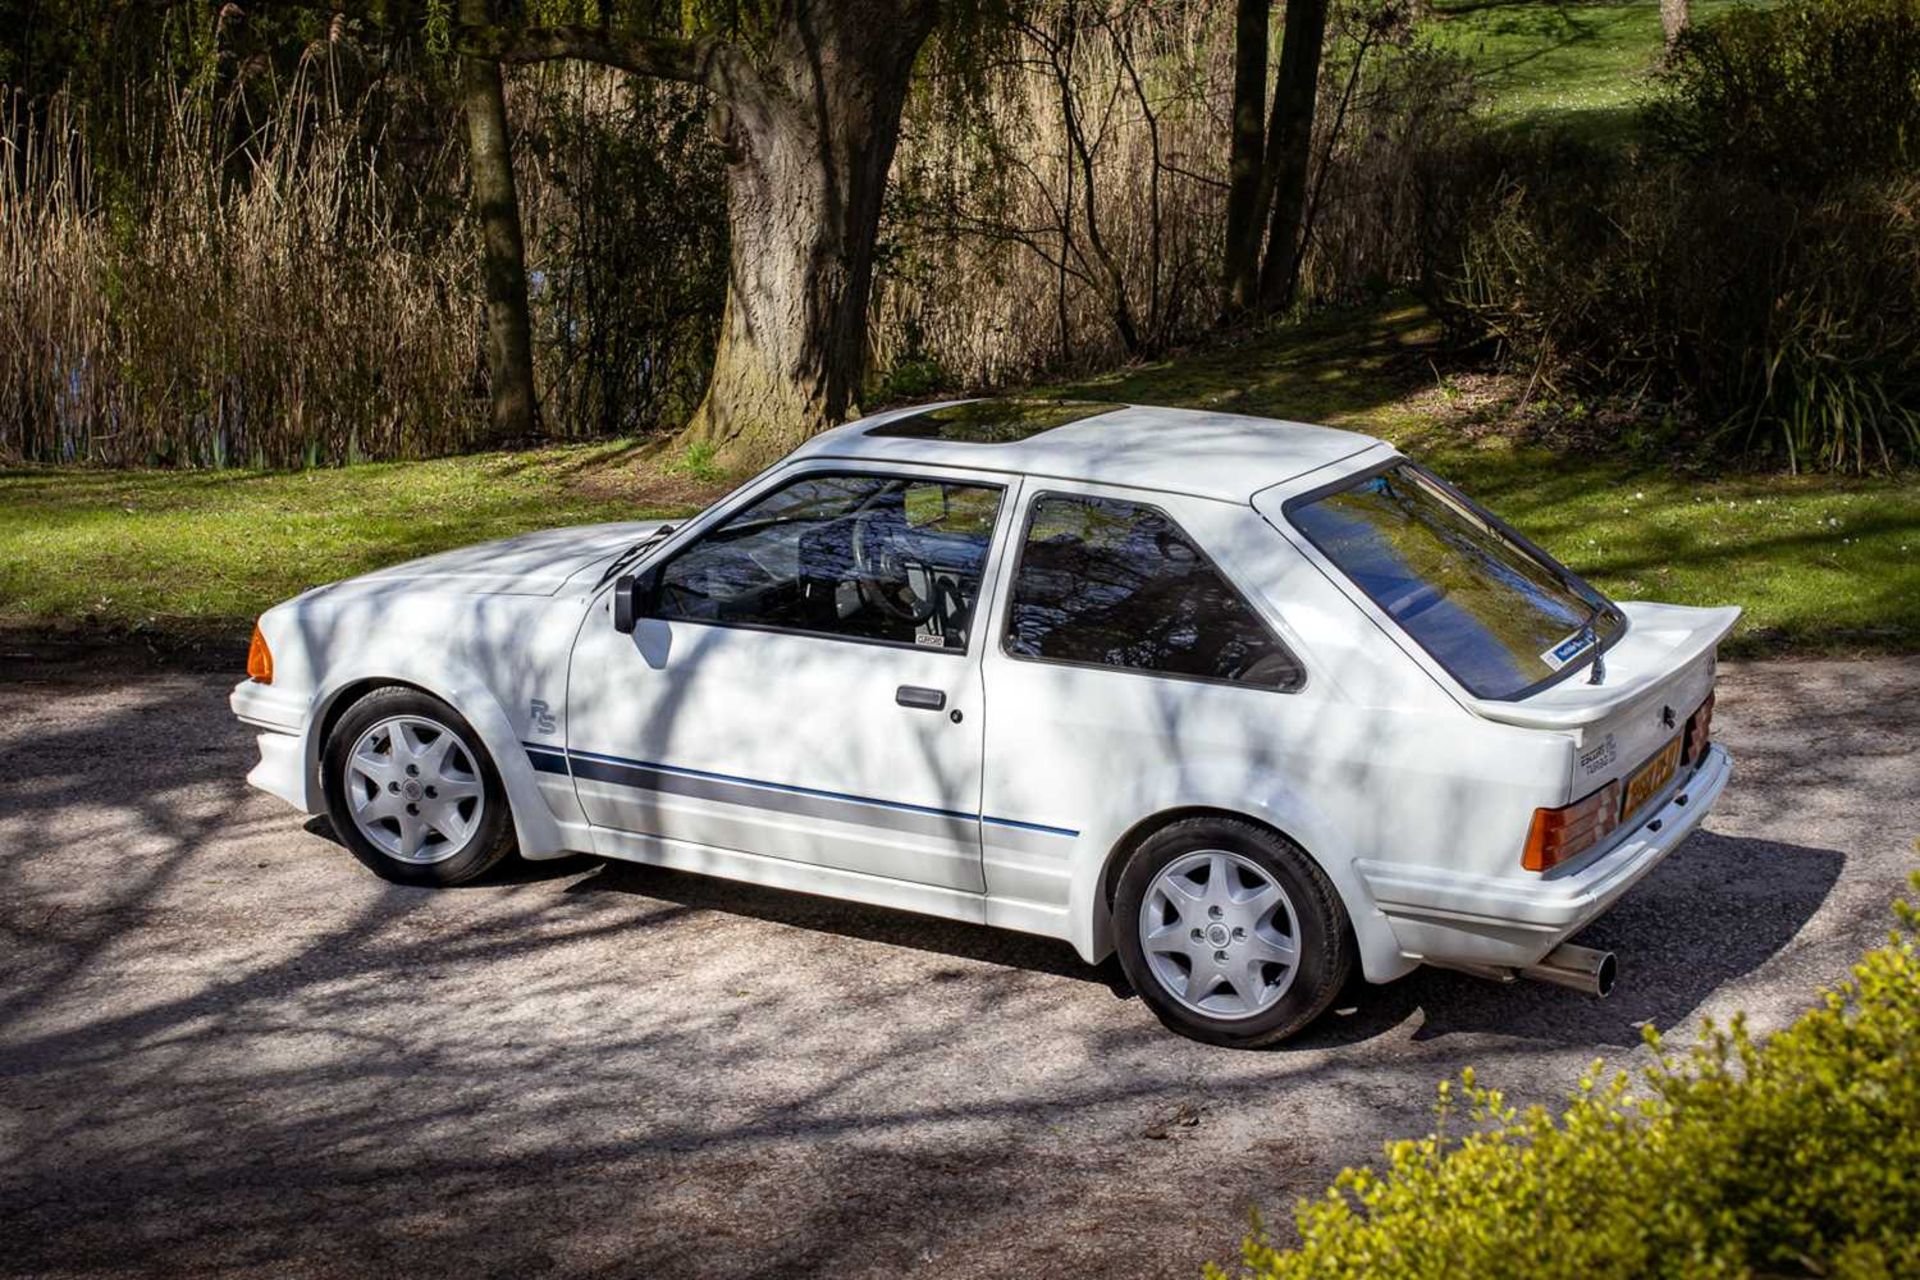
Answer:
[1,653,1914,1278]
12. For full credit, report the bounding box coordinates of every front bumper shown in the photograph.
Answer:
[1356,744,1734,970]
[230,679,315,813]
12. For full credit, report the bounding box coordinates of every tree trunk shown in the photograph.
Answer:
[1661,0,1690,53]
[1255,0,1330,312]
[1222,0,1271,317]
[678,1,937,466]
[469,1,935,466]
[458,0,538,443]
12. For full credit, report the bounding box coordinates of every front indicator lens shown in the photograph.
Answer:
[246,623,273,683]
[1524,781,1621,872]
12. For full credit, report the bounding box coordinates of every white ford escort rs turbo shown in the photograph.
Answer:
[232,400,1736,1046]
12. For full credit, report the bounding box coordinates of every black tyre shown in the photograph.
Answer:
[321,686,516,887]
[1113,816,1352,1048]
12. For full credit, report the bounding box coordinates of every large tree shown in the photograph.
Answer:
[466,0,941,464]
[458,0,539,443]
[1218,0,1332,319]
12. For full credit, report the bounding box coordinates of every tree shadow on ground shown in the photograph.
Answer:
[572,827,1840,1054]
[578,860,1136,995]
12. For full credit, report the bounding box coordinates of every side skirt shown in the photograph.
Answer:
[586,825,1075,947]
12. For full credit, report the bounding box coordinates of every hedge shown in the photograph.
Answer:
[1214,875,1920,1280]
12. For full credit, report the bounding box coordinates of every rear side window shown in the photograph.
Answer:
[1004,493,1303,690]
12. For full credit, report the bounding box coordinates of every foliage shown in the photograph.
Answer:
[519,71,728,437]
[1433,0,1920,473]
[1214,877,1920,1280]
[1648,0,1920,190]
[0,15,729,466]
[0,52,486,468]
[878,0,1475,393]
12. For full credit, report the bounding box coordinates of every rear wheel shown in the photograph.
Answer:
[1113,816,1352,1048]
[321,687,515,886]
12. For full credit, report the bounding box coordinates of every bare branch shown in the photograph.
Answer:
[457,24,754,98]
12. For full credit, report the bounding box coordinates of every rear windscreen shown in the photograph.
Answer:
[1288,462,1623,700]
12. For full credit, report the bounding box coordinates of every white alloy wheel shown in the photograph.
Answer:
[342,715,487,865]
[1137,848,1302,1020]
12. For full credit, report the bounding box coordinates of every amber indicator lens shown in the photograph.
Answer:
[246,624,273,684]
[1524,780,1622,872]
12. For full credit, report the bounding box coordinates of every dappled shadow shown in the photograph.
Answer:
[579,860,1135,993]
[301,814,599,887]
[0,655,1910,1277]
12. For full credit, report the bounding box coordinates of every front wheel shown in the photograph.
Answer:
[321,687,516,886]
[1113,816,1352,1048]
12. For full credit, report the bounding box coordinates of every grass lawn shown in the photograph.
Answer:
[0,445,708,650]
[4,302,1915,659]
[1424,0,1773,142]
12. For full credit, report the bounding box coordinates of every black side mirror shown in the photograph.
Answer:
[612,568,662,635]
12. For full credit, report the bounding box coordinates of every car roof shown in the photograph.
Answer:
[789,399,1388,503]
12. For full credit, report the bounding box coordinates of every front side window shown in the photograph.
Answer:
[1287,461,1622,700]
[655,472,1003,651]
[1005,493,1304,690]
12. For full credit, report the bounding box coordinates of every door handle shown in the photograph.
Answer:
[895,685,947,712]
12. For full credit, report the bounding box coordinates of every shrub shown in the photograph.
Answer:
[1432,0,1920,473]
[1648,0,1920,191]
[1212,878,1920,1280]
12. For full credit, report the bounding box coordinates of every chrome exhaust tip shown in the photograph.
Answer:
[1519,943,1617,998]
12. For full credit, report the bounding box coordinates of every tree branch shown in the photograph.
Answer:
[457,24,753,97]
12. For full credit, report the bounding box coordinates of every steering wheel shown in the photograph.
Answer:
[852,507,939,625]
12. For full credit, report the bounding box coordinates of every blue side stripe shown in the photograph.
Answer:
[525,745,569,775]
[982,815,1081,838]
[520,742,1078,838]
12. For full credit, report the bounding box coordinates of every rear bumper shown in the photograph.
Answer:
[1356,744,1733,970]
[230,679,316,813]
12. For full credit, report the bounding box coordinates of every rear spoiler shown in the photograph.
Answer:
[1467,603,1741,731]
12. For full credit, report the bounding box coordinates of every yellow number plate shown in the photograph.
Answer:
[1622,735,1683,820]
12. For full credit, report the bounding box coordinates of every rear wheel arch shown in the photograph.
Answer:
[1091,804,1396,982]
[1101,806,1315,909]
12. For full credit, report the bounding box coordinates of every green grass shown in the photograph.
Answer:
[1423,0,1772,143]
[0,444,663,642]
[4,302,1915,656]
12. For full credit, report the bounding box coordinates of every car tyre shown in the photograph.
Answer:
[1113,816,1352,1048]
[321,686,516,887]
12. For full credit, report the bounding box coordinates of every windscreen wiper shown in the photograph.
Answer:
[596,524,676,588]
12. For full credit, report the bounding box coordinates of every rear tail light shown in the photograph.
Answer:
[246,623,274,684]
[1683,691,1715,764]
[1524,781,1621,872]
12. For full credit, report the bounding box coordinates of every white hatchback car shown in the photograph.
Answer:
[232,400,1736,1046]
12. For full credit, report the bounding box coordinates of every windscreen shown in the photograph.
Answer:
[1287,462,1623,700]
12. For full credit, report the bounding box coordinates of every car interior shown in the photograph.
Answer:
[655,477,1000,650]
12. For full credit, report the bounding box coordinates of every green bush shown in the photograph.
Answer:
[1432,0,1920,473]
[1649,0,1920,190]
[1212,878,1920,1280]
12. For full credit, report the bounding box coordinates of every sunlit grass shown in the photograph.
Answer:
[0,444,671,639]
[4,301,1914,656]
[1423,0,1776,142]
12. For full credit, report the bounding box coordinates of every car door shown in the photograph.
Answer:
[563,463,1019,892]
